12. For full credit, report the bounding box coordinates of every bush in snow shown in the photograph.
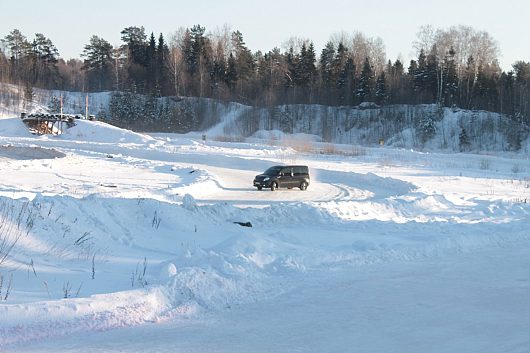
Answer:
[0,200,35,267]
[459,128,471,151]
[182,194,198,211]
[417,113,437,144]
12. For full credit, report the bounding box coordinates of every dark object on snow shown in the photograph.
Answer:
[189,169,196,174]
[253,165,310,191]
[233,221,252,227]
[106,154,113,158]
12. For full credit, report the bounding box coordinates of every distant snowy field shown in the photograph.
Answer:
[0,116,530,352]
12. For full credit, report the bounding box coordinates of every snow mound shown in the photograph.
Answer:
[182,193,198,210]
[0,117,33,137]
[62,119,155,144]
[0,288,171,346]
[0,145,65,160]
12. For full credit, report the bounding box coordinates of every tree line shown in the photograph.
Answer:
[1,25,529,125]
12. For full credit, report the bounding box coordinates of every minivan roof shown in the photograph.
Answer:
[272,165,308,167]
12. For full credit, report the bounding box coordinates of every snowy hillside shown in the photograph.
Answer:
[2,83,529,154]
[0,83,111,119]
[1,117,530,352]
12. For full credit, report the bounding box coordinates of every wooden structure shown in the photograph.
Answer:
[20,113,79,135]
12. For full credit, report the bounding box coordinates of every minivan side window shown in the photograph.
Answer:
[293,166,307,175]
[281,168,293,176]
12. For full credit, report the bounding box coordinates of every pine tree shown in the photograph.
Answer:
[375,72,387,105]
[302,42,317,102]
[296,43,308,87]
[285,46,297,88]
[48,95,60,113]
[319,41,335,104]
[146,33,157,93]
[459,128,470,151]
[183,25,212,97]
[156,33,171,95]
[443,47,458,106]
[389,59,406,103]
[356,57,375,102]
[30,33,60,88]
[225,53,237,91]
[4,29,30,61]
[283,46,298,102]
[299,43,316,86]
[513,61,530,125]
[337,57,355,105]
[210,42,226,98]
[257,48,284,106]
[498,71,515,116]
[184,25,204,76]
[417,113,436,144]
[81,35,114,91]
[231,30,254,82]
[4,29,31,82]
[120,26,147,65]
[414,49,428,102]
[426,46,439,103]
[332,43,348,104]
[407,59,419,103]
[120,26,148,93]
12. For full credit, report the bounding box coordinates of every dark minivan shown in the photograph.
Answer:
[253,165,310,191]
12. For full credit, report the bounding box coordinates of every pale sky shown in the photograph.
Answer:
[1,0,528,71]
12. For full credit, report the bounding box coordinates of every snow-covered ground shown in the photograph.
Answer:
[0,116,529,352]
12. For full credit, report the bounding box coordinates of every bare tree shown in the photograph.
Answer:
[413,25,437,55]
[281,36,310,54]
[414,25,500,80]
[328,31,387,77]
[168,27,186,96]
[210,24,233,60]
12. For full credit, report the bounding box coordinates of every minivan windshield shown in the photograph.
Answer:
[263,166,282,175]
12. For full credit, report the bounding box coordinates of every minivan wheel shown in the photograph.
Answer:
[299,181,308,190]
[271,182,277,191]
[257,186,263,191]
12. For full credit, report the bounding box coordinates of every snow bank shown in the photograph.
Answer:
[0,288,171,346]
[0,117,33,137]
[62,119,155,144]
[0,145,65,160]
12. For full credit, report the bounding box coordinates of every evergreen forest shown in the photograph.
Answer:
[1,25,529,129]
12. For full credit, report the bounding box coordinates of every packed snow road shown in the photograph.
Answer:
[0,141,368,205]
[0,119,411,205]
